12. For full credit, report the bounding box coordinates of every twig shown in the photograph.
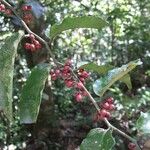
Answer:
[1,0,142,149]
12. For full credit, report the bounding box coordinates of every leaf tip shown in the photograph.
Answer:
[136,59,143,65]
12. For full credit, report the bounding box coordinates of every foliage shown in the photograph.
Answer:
[79,62,113,75]
[136,112,150,134]
[0,0,150,149]
[93,59,142,96]
[0,31,24,121]
[19,63,51,123]
[50,16,108,39]
[80,128,115,150]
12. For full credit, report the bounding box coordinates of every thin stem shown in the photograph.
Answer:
[1,0,141,149]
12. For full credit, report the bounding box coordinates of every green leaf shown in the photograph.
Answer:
[120,74,132,89]
[19,63,50,124]
[79,63,132,89]
[93,59,142,96]
[136,112,150,133]
[50,16,108,39]
[80,128,115,150]
[79,62,113,75]
[0,31,24,121]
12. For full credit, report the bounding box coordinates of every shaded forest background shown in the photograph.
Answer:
[0,0,150,149]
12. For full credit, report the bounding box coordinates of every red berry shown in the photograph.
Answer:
[76,82,83,89]
[100,109,108,118]
[105,111,111,118]
[63,65,71,72]
[5,9,12,15]
[33,39,39,44]
[81,71,89,79]
[29,34,35,41]
[22,5,32,11]
[79,77,85,83]
[24,43,31,49]
[98,109,111,119]
[55,69,61,77]
[33,40,42,49]
[30,44,36,51]
[50,70,57,80]
[106,97,114,104]
[21,5,28,11]
[128,142,136,150]
[0,4,5,12]
[75,93,83,102]
[35,42,42,49]
[51,73,57,80]
[62,65,71,78]
[27,5,32,11]
[109,104,115,111]
[62,72,71,79]
[65,80,74,88]
[95,109,111,121]
[103,102,110,110]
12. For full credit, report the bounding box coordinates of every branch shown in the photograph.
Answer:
[1,0,141,149]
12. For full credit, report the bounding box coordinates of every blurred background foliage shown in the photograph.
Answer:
[0,0,150,149]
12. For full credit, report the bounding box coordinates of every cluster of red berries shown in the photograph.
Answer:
[50,59,90,102]
[21,5,33,24]
[0,2,12,15]
[24,34,42,52]
[128,142,136,150]
[94,97,115,121]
